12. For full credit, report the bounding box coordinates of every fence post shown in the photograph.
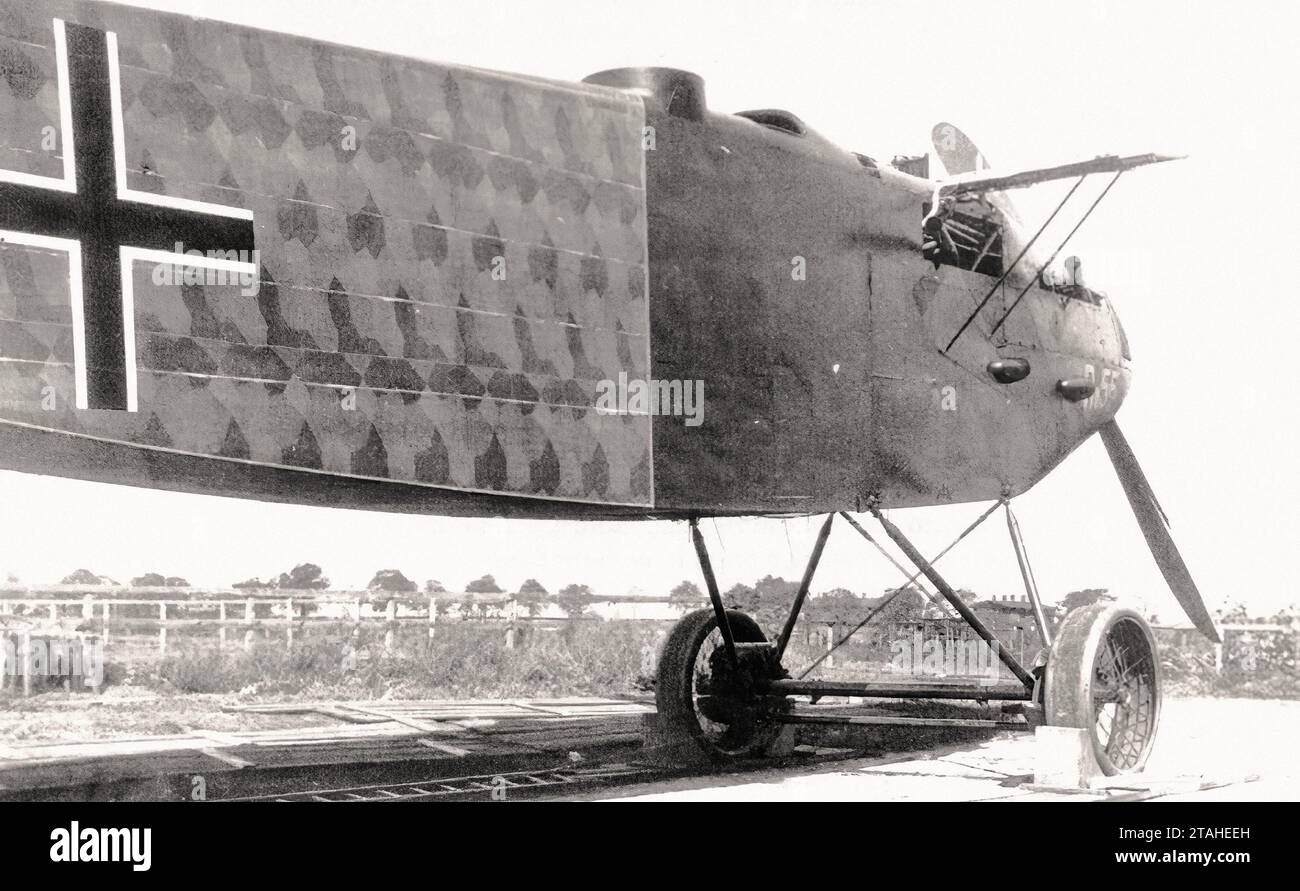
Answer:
[218,602,227,650]
[243,629,255,654]
[158,602,167,657]
[245,597,254,624]
[384,599,397,652]
[81,595,94,621]
[85,632,102,695]
[428,596,437,644]
[824,624,835,669]
[101,601,110,648]
[22,632,31,696]
[505,598,519,649]
[286,598,294,652]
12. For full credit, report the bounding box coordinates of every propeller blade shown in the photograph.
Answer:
[929,120,1027,230]
[1099,420,1221,642]
[931,122,992,176]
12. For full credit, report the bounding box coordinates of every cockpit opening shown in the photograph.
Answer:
[1039,256,1106,305]
[735,109,807,136]
[921,196,1004,277]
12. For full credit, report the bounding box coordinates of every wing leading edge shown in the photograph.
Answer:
[939,153,1184,197]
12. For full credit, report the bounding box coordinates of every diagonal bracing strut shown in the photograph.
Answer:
[775,513,836,660]
[797,501,1001,679]
[869,505,1036,688]
[1004,500,1053,648]
[691,514,838,669]
[839,512,952,616]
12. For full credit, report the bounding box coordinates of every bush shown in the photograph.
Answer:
[1159,627,1300,699]
[126,621,668,700]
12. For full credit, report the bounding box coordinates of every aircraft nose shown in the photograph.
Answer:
[1110,300,1133,364]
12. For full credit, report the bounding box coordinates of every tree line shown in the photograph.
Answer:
[26,565,1252,624]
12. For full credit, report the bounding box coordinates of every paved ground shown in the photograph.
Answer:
[578,696,1299,801]
[1141,696,1300,802]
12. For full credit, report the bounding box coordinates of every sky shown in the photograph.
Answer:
[1,0,1297,619]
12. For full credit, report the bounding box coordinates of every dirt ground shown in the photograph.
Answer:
[0,688,338,743]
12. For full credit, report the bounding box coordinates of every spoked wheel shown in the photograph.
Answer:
[655,608,787,761]
[1046,602,1162,775]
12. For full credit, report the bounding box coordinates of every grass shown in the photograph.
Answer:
[2,617,1295,745]
[109,620,667,700]
[1158,628,1300,699]
[0,620,669,742]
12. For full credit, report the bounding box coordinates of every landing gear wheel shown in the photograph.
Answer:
[655,608,786,761]
[1046,602,1161,775]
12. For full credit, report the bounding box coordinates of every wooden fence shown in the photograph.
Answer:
[1153,623,1299,675]
[5,592,1289,696]
[0,594,527,658]
[0,591,681,668]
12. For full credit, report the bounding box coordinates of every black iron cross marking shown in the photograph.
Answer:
[0,22,255,410]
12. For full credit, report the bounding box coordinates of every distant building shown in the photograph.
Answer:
[588,599,680,621]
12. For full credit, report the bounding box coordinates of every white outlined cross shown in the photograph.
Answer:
[0,18,257,412]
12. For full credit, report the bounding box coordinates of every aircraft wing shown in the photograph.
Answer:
[0,0,655,515]
[938,153,1184,197]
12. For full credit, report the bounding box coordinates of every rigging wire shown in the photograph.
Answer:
[795,500,1002,679]
[990,170,1124,337]
[944,175,1087,353]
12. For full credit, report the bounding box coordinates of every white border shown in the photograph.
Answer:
[53,18,76,188]
[0,19,258,413]
[0,19,76,192]
[0,230,86,407]
[0,234,258,413]
[105,30,253,221]
[635,97,655,508]
[120,247,258,412]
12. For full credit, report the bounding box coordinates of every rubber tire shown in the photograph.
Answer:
[1045,602,1162,775]
[655,608,782,762]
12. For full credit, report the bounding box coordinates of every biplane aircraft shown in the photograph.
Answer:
[0,0,1216,773]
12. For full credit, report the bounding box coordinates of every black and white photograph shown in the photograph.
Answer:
[0,0,1292,863]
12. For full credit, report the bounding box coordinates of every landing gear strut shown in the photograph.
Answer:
[655,504,1163,775]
